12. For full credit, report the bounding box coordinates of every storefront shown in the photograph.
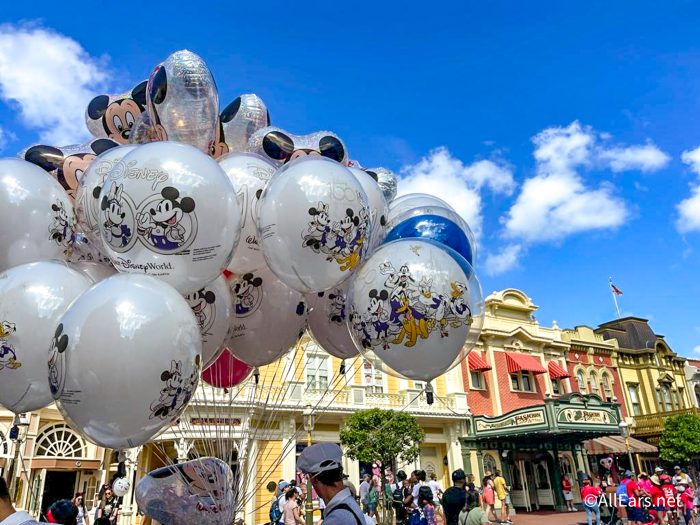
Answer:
[459,393,622,512]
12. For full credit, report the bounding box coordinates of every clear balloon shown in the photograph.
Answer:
[371,167,398,203]
[184,275,233,369]
[112,478,131,498]
[307,283,359,360]
[0,158,76,272]
[21,138,120,201]
[136,458,234,525]
[146,50,219,155]
[75,144,138,249]
[0,261,92,413]
[219,153,276,274]
[348,167,389,252]
[98,142,241,293]
[201,348,253,388]
[248,127,349,166]
[51,274,201,449]
[220,94,270,153]
[387,193,455,227]
[69,260,118,283]
[258,157,370,293]
[227,265,307,367]
[347,239,484,381]
[85,81,148,144]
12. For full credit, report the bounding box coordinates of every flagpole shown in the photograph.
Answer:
[609,277,621,319]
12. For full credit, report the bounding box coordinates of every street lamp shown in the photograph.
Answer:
[619,420,636,476]
[303,405,315,525]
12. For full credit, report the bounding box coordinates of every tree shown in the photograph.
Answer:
[659,413,700,465]
[340,408,425,525]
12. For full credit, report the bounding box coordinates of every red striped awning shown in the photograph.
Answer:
[505,352,547,375]
[548,361,571,380]
[468,351,492,371]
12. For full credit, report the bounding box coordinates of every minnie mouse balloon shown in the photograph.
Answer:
[51,274,201,449]
[258,157,370,293]
[227,265,307,367]
[348,167,389,252]
[201,348,253,388]
[0,262,92,413]
[307,283,359,360]
[85,81,148,144]
[219,153,276,274]
[348,239,484,381]
[146,50,219,155]
[98,142,240,293]
[184,275,233,369]
[0,158,76,272]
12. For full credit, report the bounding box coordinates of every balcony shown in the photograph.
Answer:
[632,407,700,438]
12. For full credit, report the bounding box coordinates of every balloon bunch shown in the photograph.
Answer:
[0,48,484,523]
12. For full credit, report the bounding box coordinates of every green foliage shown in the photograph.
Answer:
[659,414,700,464]
[339,408,425,465]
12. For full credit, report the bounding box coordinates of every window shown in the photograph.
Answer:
[656,389,665,411]
[305,355,329,390]
[551,379,561,396]
[695,386,700,407]
[362,360,384,393]
[35,424,85,458]
[628,384,642,416]
[510,372,536,393]
[470,370,485,390]
[483,453,497,476]
[576,370,587,393]
[672,389,682,410]
[589,372,598,392]
[601,373,613,400]
[662,385,672,410]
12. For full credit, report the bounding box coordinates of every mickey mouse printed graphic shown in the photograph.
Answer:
[231,273,263,317]
[136,187,197,252]
[48,323,69,397]
[49,201,74,247]
[0,321,20,370]
[86,81,148,144]
[101,183,134,249]
[327,289,346,324]
[150,360,198,420]
[185,289,216,336]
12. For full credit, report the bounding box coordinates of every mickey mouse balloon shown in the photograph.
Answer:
[85,81,148,144]
[258,157,370,293]
[219,94,270,153]
[0,261,92,413]
[51,274,201,449]
[0,159,76,272]
[98,142,241,293]
[347,239,484,381]
[307,282,359,360]
[348,166,389,252]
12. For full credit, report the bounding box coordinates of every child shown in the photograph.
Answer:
[678,482,694,525]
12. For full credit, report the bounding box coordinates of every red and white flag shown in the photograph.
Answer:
[610,282,623,296]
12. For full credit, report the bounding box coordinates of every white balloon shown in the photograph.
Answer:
[184,275,233,369]
[51,274,201,449]
[227,265,307,367]
[307,282,359,360]
[69,261,118,283]
[112,477,131,497]
[0,158,75,272]
[0,262,92,413]
[348,167,389,252]
[219,153,276,273]
[348,240,484,381]
[75,144,138,248]
[387,193,455,227]
[98,142,241,293]
[258,157,370,293]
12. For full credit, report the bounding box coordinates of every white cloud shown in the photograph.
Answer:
[599,143,670,173]
[0,23,110,145]
[693,345,700,355]
[484,244,522,275]
[681,146,700,175]
[398,147,515,237]
[0,127,7,151]
[676,186,700,233]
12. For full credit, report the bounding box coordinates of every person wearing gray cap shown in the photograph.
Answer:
[297,443,364,525]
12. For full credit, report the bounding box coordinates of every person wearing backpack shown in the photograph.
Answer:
[409,486,438,525]
[442,469,467,525]
[392,472,410,525]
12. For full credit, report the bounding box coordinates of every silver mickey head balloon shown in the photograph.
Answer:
[219,94,270,154]
[367,166,398,203]
[247,126,348,166]
[85,80,148,144]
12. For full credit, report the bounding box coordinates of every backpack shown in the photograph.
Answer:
[408,507,428,525]
[392,485,405,509]
[325,503,364,525]
[615,480,629,505]
[269,498,282,524]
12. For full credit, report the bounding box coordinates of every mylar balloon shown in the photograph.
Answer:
[348,239,484,381]
[75,144,138,248]
[258,157,370,293]
[201,348,253,388]
[387,193,455,227]
[51,274,201,449]
[184,275,233,369]
[219,153,276,274]
[98,142,240,293]
[220,94,270,153]
[371,167,398,203]
[248,127,349,166]
[0,262,92,413]
[0,158,76,272]
[136,458,234,525]
[146,50,219,155]
[307,283,359,360]
[112,478,131,498]
[348,166,389,251]
[85,81,148,144]
[22,138,119,200]
[227,265,307,367]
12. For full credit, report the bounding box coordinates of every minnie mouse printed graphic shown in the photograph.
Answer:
[0,321,20,371]
[149,359,199,420]
[101,183,135,250]
[136,187,197,253]
[48,201,74,247]
[48,323,69,397]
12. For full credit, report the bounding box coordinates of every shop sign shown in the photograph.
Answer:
[558,408,612,425]
[475,409,546,433]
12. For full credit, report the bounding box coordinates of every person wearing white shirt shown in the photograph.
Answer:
[0,477,40,525]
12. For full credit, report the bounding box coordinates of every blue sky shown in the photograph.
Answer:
[1,1,700,355]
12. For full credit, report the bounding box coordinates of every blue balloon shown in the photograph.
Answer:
[383,214,474,266]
